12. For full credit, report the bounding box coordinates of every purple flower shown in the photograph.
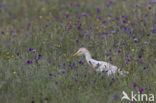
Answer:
[85,83,88,87]
[93,80,96,83]
[105,51,110,55]
[115,17,120,20]
[82,12,88,17]
[27,23,31,30]
[55,81,58,84]
[49,73,52,76]
[152,0,156,2]
[139,88,144,94]
[78,61,84,65]
[133,82,136,88]
[143,67,147,70]
[138,55,142,58]
[113,93,119,100]
[16,52,19,56]
[28,48,33,51]
[144,41,149,45]
[38,54,42,59]
[96,8,100,13]
[63,63,66,66]
[27,60,32,64]
[109,57,112,61]
[153,43,156,46]
[109,81,113,86]
[118,50,121,53]
[75,73,78,76]
[61,69,66,73]
[147,3,152,9]
[75,40,79,43]
[32,49,36,52]
[84,74,87,78]
[99,24,104,28]
[75,78,78,82]
[76,3,80,7]
[152,29,156,33]
[133,38,138,41]
[122,42,125,46]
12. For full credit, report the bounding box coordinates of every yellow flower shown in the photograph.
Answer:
[66,11,70,15]
[66,58,70,62]
[103,25,106,29]
[13,72,16,75]
[107,16,111,20]
[11,55,15,58]
[64,53,67,57]
[125,24,128,26]
[41,7,46,12]
[131,49,135,52]
[96,26,99,30]
[82,22,85,25]
[46,16,51,20]
[6,52,9,55]
[89,44,92,47]
[128,20,131,24]
[69,21,72,25]
[6,32,9,35]
[39,16,42,19]
[53,5,57,9]
[57,44,60,48]
[96,19,100,22]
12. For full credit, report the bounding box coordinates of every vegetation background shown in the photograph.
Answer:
[0,0,156,103]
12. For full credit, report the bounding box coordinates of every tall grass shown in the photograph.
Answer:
[0,0,156,103]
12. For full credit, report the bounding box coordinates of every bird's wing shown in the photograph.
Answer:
[88,59,102,69]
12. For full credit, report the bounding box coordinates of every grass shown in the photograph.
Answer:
[0,0,156,103]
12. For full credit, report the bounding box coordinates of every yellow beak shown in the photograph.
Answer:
[72,52,78,57]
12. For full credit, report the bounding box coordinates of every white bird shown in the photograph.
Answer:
[73,48,128,76]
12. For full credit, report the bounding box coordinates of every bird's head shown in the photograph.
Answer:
[73,48,89,57]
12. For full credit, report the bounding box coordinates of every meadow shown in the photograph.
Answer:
[0,0,156,103]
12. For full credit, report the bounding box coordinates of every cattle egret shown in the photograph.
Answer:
[73,48,128,76]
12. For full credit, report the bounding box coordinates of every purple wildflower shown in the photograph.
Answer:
[133,38,138,41]
[16,52,19,56]
[138,55,142,58]
[144,41,149,45]
[113,93,119,100]
[75,78,78,82]
[75,73,78,76]
[27,60,32,64]
[61,69,66,73]
[133,82,136,88]
[85,83,88,87]
[93,80,96,83]
[139,88,144,94]
[84,74,87,78]
[28,48,33,51]
[49,73,52,76]
[78,60,84,65]
[96,8,100,13]
[82,12,88,17]
[147,3,152,9]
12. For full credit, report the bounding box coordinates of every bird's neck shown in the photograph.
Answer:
[85,52,92,61]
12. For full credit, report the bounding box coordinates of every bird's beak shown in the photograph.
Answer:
[72,51,78,57]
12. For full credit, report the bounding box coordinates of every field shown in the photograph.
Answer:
[0,0,156,103]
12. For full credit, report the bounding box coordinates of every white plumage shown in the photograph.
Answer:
[73,48,128,76]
